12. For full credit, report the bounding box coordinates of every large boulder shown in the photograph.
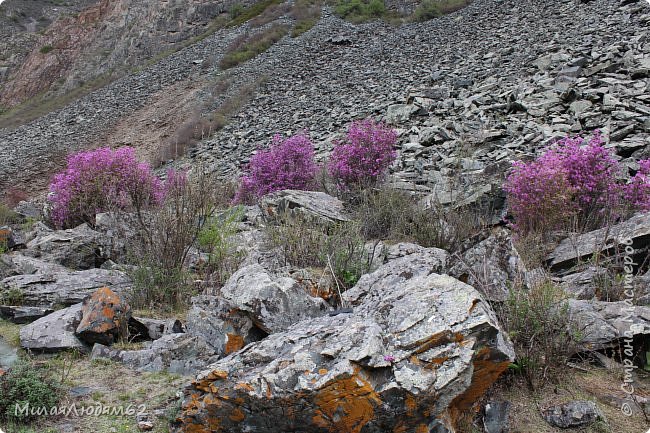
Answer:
[185,265,329,355]
[19,303,87,352]
[175,253,514,433]
[0,253,68,276]
[220,264,330,334]
[91,333,219,375]
[1,268,131,307]
[260,190,350,226]
[75,287,131,345]
[23,223,109,270]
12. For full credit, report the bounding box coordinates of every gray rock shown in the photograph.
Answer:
[220,264,330,334]
[23,223,109,270]
[0,253,68,276]
[541,400,603,429]
[91,333,219,375]
[260,190,350,226]
[185,294,263,355]
[449,228,526,301]
[176,254,514,432]
[548,213,650,270]
[483,400,511,433]
[568,299,650,351]
[385,104,419,124]
[129,316,184,340]
[1,268,131,308]
[19,303,87,352]
[0,305,54,324]
[558,266,610,300]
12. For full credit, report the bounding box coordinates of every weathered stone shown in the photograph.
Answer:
[558,266,609,300]
[568,299,650,351]
[385,104,419,124]
[260,190,350,226]
[0,305,54,324]
[1,268,131,307]
[219,264,330,334]
[91,333,219,375]
[185,295,265,355]
[176,254,514,432]
[483,400,511,433]
[449,228,526,301]
[129,316,184,341]
[19,303,87,352]
[0,226,24,250]
[0,253,68,276]
[541,400,603,429]
[75,287,131,345]
[548,213,650,270]
[23,223,108,270]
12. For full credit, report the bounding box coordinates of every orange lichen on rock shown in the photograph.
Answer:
[312,371,382,433]
[415,424,429,433]
[409,331,464,355]
[447,347,511,429]
[225,334,245,354]
[229,407,245,422]
[404,394,417,416]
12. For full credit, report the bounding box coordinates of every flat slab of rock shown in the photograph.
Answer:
[569,299,650,351]
[541,400,603,428]
[1,268,131,307]
[548,213,650,270]
[24,223,108,270]
[19,303,87,352]
[0,305,54,324]
[91,333,218,375]
[176,253,514,432]
[130,316,184,341]
[260,190,350,225]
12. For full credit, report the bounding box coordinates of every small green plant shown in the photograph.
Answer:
[197,206,246,287]
[39,45,53,54]
[0,287,24,306]
[0,360,60,423]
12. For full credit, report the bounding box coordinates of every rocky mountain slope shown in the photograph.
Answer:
[0,0,648,203]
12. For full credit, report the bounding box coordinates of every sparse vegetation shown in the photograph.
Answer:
[495,280,582,390]
[0,360,60,423]
[219,24,289,69]
[290,0,322,37]
[411,0,472,22]
[334,0,388,23]
[228,0,286,27]
[39,45,53,54]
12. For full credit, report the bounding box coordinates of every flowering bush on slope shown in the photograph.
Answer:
[504,132,650,235]
[49,147,164,228]
[234,133,318,203]
[328,119,397,188]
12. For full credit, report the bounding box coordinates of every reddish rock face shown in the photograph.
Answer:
[75,286,131,345]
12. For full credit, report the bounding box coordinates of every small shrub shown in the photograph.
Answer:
[39,45,53,54]
[126,168,224,311]
[265,214,370,291]
[504,133,650,237]
[495,280,582,390]
[234,133,318,203]
[328,119,397,189]
[48,147,164,228]
[0,360,60,423]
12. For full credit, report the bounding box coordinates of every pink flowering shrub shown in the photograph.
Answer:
[625,159,650,211]
[49,147,164,228]
[328,119,397,188]
[504,132,650,235]
[234,133,318,203]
